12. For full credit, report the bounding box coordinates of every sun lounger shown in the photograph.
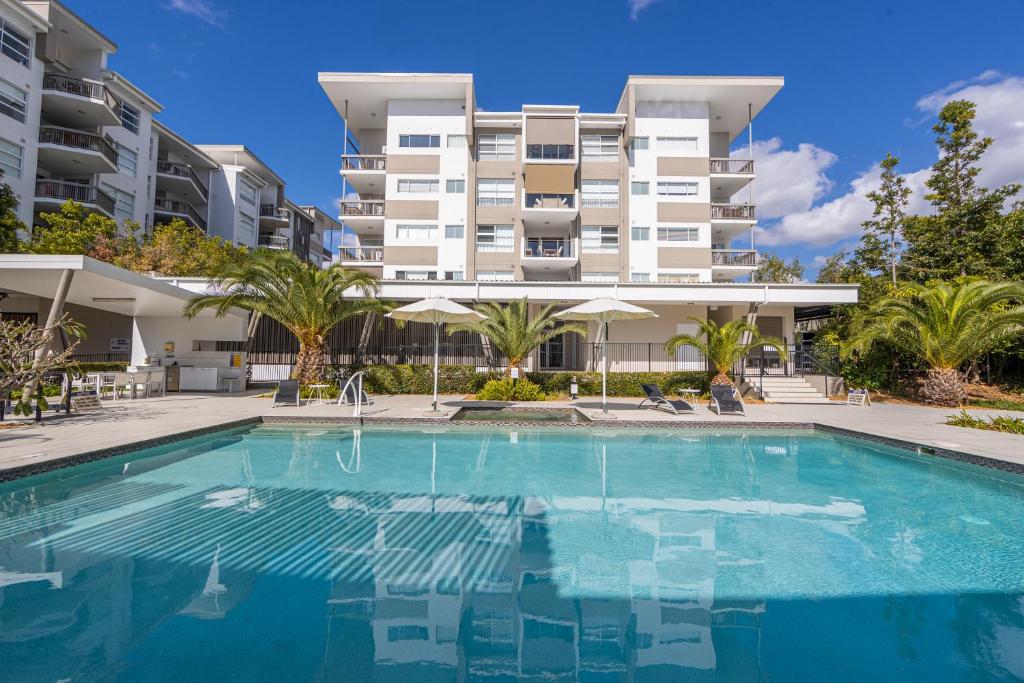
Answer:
[710,384,746,416]
[639,383,697,415]
[272,379,300,407]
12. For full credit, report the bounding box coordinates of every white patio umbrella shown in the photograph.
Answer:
[386,298,485,412]
[554,298,657,413]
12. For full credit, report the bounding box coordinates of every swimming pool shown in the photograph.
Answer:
[1,424,1022,681]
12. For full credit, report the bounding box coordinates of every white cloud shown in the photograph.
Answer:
[628,0,663,20]
[757,71,1024,248]
[163,0,226,28]
[734,138,837,220]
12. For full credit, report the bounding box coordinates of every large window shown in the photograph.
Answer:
[476,178,514,206]
[630,137,649,151]
[395,224,437,240]
[477,133,515,161]
[238,213,255,237]
[526,143,573,160]
[476,270,514,281]
[581,135,618,160]
[631,272,651,283]
[447,134,467,148]
[444,270,464,281]
[657,181,698,196]
[446,179,465,193]
[238,177,257,207]
[444,224,464,239]
[658,272,701,283]
[397,178,438,193]
[657,226,700,242]
[0,78,26,122]
[476,224,513,252]
[630,181,649,196]
[657,136,699,153]
[102,183,135,222]
[581,179,618,208]
[399,134,440,148]
[120,103,140,134]
[582,225,619,253]
[0,19,30,67]
[0,136,23,178]
[116,144,138,177]
[395,270,438,280]
[630,226,650,241]
[582,272,618,283]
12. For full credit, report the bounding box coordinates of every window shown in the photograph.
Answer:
[526,143,573,160]
[657,226,700,242]
[446,179,465,193]
[116,144,138,177]
[476,270,513,281]
[582,225,619,253]
[399,134,439,148]
[395,224,436,240]
[447,134,467,148]
[238,178,257,206]
[630,137,649,151]
[0,78,26,122]
[658,272,702,283]
[397,178,438,193]
[657,181,698,196]
[0,19,30,67]
[0,136,23,178]
[630,226,650,241]
[102,183,135,222]
[477,133,515,161]
[581,135,618,160]
[120,103,140,134]
[658,136,698,153]
[394,270,438,280]
[444,270,464,281]
[476,178,514,206]
[630,181,649,196]
[631,272,651,283]
[581,179,618,208]
[476,224,513,252]
[444,224,464,239]
[238,213,255,235]
[582,272,619,283]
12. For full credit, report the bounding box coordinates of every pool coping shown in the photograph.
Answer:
[2,415,1022,483]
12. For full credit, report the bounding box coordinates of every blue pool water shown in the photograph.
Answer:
[1,425,1023,681]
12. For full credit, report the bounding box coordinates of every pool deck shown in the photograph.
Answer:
[2,391,1023,479]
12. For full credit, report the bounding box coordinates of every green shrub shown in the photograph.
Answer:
[477,377,546,401]
[526,371,708,397]
[945,409,1024,434]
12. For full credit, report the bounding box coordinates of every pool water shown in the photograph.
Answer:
[452,407,587,423]
[1,425,1023,681]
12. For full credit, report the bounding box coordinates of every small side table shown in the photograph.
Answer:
[676,388,702,413]
[306,384,330,405]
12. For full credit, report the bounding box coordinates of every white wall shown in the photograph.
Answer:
[98,83,157,232]
[130,314,247,367]
[207,165,259,247]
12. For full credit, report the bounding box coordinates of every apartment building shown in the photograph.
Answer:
[317,73,858,373]
[298,204,338,267]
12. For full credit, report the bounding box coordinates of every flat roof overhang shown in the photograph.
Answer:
[318,72,474,131]
[0,255,246,319]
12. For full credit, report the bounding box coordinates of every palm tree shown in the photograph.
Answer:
[843,280,1024,406]
[664,317,788,386]
[184,250,384,384]
[450,298,585,374]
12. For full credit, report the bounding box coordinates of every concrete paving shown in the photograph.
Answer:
[2,391,1023,475]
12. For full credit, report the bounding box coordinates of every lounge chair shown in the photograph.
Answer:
[710,384,746,416]
[639,384,696,415]
[272,379,300,407]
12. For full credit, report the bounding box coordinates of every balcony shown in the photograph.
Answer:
[710,158,754,174]
[711,203,756,224]
[34,180,114,217]
[712,249,758,281]
[338,246,384,263]
[339,154,386,194]
[41,74,121,127]
[525,144,574,161]
[259,204,290,228]
[156,160,208,202]
[477,196,515,208]
[710,158,756,195]
[154,197,207,230]
[257,234,290,250]
[521,237,578,277]
[339,199,385,231]
[37,126,118,175]
[522,192,578,227]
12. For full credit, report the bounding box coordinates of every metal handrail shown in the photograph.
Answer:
[38,126,117,166]
[258,234,290,249]
[338,246,384,262]
[523,239,573,258]
[710,203,756,220]
[340,155,386,171]
[156,160,209,200]
[34,180,115,215]
[524,193,575,209]
[260,204,290,220]
[340,200,385,216]
[477,196,515,207]
[710,158,755,174]
[711,249,758,266]
[42,74,119,113]
[154,197,207,230]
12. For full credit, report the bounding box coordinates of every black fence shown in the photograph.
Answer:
[70,353,132,364]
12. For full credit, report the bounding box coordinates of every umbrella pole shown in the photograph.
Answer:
[432,322,440,412]
[602,321,608,414]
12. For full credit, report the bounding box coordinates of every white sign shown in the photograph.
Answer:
[109,337,130,352]
[510,367,520,379]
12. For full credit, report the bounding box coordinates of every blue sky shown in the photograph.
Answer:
[72,0,1024,276]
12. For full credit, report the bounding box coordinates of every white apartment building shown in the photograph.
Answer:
[317,72,858,375]
[299,204,340,267]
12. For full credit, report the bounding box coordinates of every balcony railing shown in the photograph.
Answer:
[156,160,208,200]
[258,234,290,250]
[712,249,758,266]
[581,197,618,209]
[42,74,119,112]
[339,246,384,262]
[34,180,114,215]
[477,196,515,207]
[523,239,574,258]
[154,197,207,230]
[526,144,574,160]
[710,158,755,174]
[711,203,756,220]
[525,193,575,209]
[259,204,290,221]
[340,154,386,171]
[340,200,385,216]
[38,126,117,166]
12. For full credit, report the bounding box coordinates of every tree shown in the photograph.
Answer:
[22,200,139,258]
[856,154,911,285]
[842,280,1024,405]
[449,298,585,375]
[0,314,83,416]
[664,318,788,386]
[0,179,25,252]
[117,218,249,276]
[752,251,804,283]
[183,250,384,384]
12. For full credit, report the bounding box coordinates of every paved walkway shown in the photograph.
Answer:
[2,392,1023,476]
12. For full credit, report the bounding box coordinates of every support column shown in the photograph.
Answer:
[24,268,74,396]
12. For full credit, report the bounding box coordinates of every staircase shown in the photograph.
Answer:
[750,376,832,404]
